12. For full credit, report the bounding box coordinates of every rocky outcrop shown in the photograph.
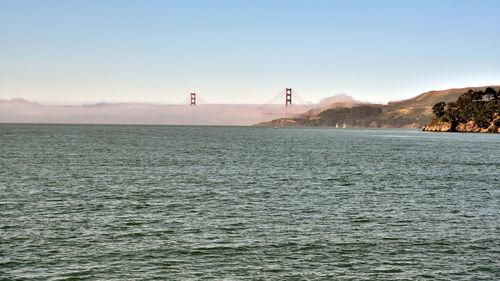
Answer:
[422,119,500,133]
[422,122,452,132]
[455,121,486,133]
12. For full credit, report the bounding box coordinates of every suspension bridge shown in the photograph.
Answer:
[182,88,312,115]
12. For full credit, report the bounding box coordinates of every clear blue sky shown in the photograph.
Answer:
[1,0,499,105]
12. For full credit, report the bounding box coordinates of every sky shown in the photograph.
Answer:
[1,0,499,105]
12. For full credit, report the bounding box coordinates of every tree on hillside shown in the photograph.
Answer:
[472,90,485,102]
[437,89,500,130]
[485,87,497,102]
[455,91,475,122]
[432,102,446,117]
[443,101,458,123]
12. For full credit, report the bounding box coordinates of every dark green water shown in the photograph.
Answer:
[1,124,499,280]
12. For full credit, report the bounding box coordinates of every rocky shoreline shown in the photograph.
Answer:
[422,120,500,133]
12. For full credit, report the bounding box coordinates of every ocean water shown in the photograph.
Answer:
[1,124,499,280]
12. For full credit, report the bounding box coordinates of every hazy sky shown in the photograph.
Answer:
[1,0,499,105]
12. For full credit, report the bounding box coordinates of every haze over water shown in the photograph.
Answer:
[1,124,499,280]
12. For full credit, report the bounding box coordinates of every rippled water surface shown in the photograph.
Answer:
[1,124,499,280]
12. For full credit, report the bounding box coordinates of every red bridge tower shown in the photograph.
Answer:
[190,93,196,106]
[285,88,292,106]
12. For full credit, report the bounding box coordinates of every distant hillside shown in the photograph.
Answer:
[388,86,500,110]
[256,86,500,128]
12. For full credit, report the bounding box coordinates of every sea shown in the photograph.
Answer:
[1,124,499,280]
